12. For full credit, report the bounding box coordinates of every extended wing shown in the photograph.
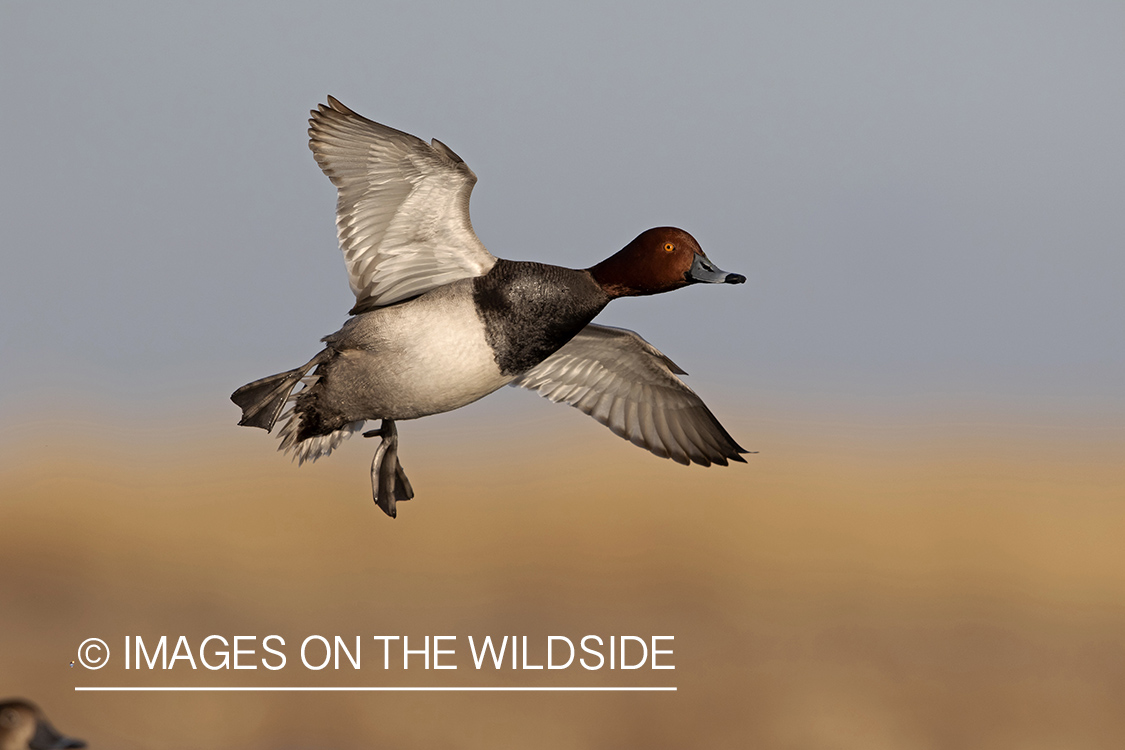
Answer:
[309,97,496,312]
[512,324,748,466]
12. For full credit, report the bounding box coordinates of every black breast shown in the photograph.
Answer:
[473,259,611,375]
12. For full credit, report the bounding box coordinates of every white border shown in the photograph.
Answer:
[76,686,676,692]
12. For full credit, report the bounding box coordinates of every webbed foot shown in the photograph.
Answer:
[364,419,414,518]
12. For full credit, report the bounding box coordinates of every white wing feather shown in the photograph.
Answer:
[308,97,496,311]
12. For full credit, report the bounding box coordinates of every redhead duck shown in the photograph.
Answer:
[0,700,85,750]
[232,97,748,517]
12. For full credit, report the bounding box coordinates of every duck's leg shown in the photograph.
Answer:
[363,419,414,518]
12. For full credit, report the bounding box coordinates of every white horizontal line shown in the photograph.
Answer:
[75,686,676,692]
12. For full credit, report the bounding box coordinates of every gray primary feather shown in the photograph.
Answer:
[512,324,747,466]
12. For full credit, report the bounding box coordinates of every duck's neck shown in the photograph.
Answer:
[588,244,669,298]
[589,251,646,296]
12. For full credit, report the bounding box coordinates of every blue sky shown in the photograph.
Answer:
[3,1,1122,429]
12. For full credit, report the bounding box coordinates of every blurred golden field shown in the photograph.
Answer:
[2,403,1124,749]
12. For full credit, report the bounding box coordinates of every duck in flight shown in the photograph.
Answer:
[232,97,748,517]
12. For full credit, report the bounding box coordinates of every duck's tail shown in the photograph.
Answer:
[232,354,412,517]
[231,354,321,431]
[231,351,364,465]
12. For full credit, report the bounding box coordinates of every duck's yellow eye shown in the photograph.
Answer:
[664,243,675,253]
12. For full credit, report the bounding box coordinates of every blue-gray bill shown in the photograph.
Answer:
[686,253,746,285]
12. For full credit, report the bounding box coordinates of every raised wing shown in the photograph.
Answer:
[512,324,748,466]
[309,96,497,311]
